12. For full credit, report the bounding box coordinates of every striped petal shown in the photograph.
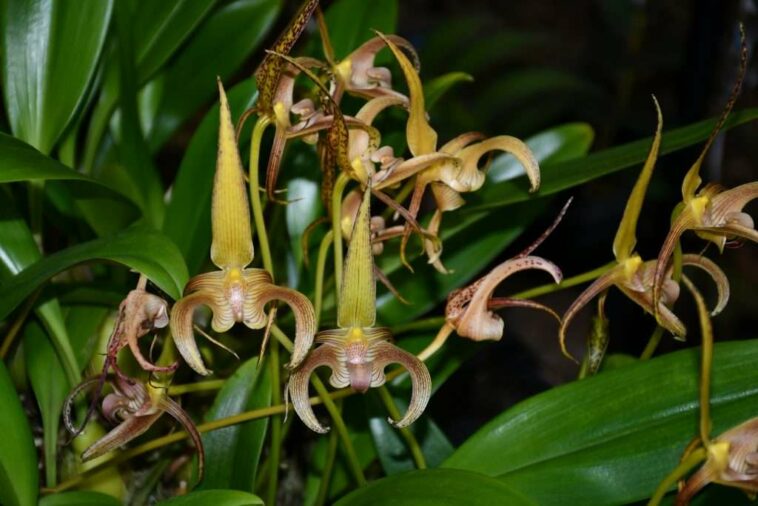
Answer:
[286,344,344,434]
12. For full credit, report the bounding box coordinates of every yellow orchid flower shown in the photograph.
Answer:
[559,98,729,361]
[287,188,431,433]
[652,30,755,314]
[169,81,316,375]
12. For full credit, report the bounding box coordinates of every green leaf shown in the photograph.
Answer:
[376,123,594,324]
[286,177,322,286]
[0,360,38,506]
[0,199,80,386]
[468,107,758,212]
[443,339,758,505]
[0,226,189,321]
[163,80,257,275]
[39,491,121,506]
[157,490,263,506]
[366,394,454,475]
[197,357,272,491]
[148,0,281,150]
[0,132,134,202]
[335,469,536,506]
[1,0,113,154]
[424,71,474,111]
[23,321,68,487]
[323,0,397,60]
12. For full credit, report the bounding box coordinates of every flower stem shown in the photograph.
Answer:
[331,172,350,292]
[249,116,275,276]
[682,277,714,446]
[647,447,706,506]
[639,325,665,360]
[315,229,334,326]
[315,422,340,506]
[266,341,282,505]
[377,386,427,469]
[512,261,616,300]
[167,379,225,396]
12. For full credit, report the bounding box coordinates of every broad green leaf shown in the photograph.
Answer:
[335,469,536,506]
[64,305,110,372]
[158,490,263,506]
[469,107,758,212]
[0,199,80,386]
[197,357,272,491]
[0,226,189,321]
[1,0,113,154]
[0,132,134,202]
[163,80,257,276]
[424,72,474,111]
[376,123,594,324]
[112,0,165,228]
[83,0,217,171]
[444,339,758,505]
[0,360,37,506]
[39,491,121,506]
[286,177,322,286]
[148,0,280,150]
[23,321,68,486]
[322,0,397,60]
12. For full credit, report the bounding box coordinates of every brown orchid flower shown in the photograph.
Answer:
[169,81,316,375]
[288,188,431,433]
[559,98,729,361]
[64,374,205,480]
[675,417,758,505]
[65,275,173,439]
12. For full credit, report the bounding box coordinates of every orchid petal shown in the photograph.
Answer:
[456,256,562,342]
[681,254,730,316]
[339,188,375,328]
[613,96,662,261]
[157,394,205,481]
[82,410,163,462]
[211,81,254,270]
[376,31,436,156]
[652,210,697,314]
[170,290,222,376]
[430,182,465,213]
[287,344,344,433]
[440,131,486,154]
[256,283,317,369]
[254,0,318,110]
[617,283,686,338]
[487,297,561,323]
[373,153,458,189]
[370,340,431,428]
[560,267,623,361]
[454,135,540,193]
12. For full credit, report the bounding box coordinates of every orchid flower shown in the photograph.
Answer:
[65,374,205,480]
[676,417,758,505]
[169,81,316,375]
[652,30,755,315]
[559,99,729,360]
[371,32,540,271]
[288,188,431,433]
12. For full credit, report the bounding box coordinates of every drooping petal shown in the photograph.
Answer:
[702,181,758,227]
[559,267,623,361]
[373,153,459,189]
[340,34,417,100]
[370,340,431,428]
[440,131,486,154]
[652,209,698,314]
[81,411,163,462]
[211,81,254,270]
[286,344,344,434]
[170,290,225,376]
[255,283,317,369]
[455,256,562,342]
[681,254,730,316]
[616,283,686,338]
[376,31,436,156]
[338,188,376,328]
[487,297,561,323]
[157,394,205,481]
[613,96,662,262]
[452,135,540,193]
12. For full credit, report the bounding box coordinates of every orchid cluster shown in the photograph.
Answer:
[59,3,757,502]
